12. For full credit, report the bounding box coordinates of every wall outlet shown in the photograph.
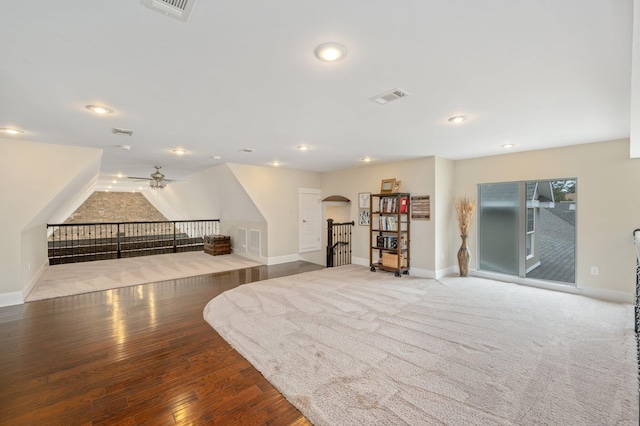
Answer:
[590,266,599,275]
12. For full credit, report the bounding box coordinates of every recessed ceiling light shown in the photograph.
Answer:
[85,105,113,114]
[448,115,467,124]
[116,173,123,178]
[108,185,112,189]
[117,144,131,150]
[0,127,24,135]
[501,143,515,149]
[173,149,187,155]
[138,186,143,190]
[297,145,310,151]
[314,42,347,62]
[211,155,222,160]
[362,157,374,162]
[270,161,281,167]
[112,180,117,184]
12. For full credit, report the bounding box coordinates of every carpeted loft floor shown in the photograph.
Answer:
[26,252,262,301]
[204,264,639,425]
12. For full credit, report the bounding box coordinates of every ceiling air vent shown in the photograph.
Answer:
[370,88,410,105]
[112,128,134,136]
[143,0,198,22]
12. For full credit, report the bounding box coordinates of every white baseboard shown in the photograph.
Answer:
[267,254,303,265]
[22,260,48,302]
[0,291,23,307]
[352,257,369,267]
[0,260,48,307]
[579,285,634,304]
[407,267,434,279]
[233,251,267,264]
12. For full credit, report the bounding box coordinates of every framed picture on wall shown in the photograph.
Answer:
[358,209,370,226]
[358,192,371,209]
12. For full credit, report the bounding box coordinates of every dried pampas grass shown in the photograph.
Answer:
[455,195,476,236]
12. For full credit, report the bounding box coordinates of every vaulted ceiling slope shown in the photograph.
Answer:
[0,1,635,190]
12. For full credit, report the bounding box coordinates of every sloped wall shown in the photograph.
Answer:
[0,138,101,306]
[144,164,269,261]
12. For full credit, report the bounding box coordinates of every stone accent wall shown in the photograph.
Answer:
[65,191,168,223]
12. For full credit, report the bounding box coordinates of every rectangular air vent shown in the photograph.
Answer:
[370,88,410,105]
[143,0,197,22]
[112,128,134,136]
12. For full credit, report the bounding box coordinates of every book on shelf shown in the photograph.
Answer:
[400,197,408,213]
[378,216,398,231]
[379,197,398,213]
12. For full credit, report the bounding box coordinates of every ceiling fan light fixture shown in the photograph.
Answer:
[314,42,347,62]
[86,105,113,115]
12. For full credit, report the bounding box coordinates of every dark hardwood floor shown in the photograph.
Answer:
[0,261,324,425]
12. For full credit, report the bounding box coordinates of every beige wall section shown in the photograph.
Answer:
[453,138,640,300]
[0,138,101,306]
[434,157,455,274]
[228,163,323,265]
[321,157,439,276]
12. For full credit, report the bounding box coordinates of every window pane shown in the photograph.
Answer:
[526,180,576,283]
[478,182,519,275]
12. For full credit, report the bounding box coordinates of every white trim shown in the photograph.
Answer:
[22,261,48,301]
[407,267,435,279]
[472,269,581,295]
[579,285,634,304]
[352,256,370,267]
[267,254,303,265]
[0,292,23,307]
[233,251,267,265]
[435,265,455,279]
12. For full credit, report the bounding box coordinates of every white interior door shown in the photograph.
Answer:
[299,188,321,252]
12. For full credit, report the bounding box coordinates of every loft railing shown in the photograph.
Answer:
[47,219,220,265]
[326,219,354,267]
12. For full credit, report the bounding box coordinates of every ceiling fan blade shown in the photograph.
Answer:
[127,176,153,181]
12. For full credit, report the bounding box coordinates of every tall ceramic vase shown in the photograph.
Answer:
[457,235,470,277]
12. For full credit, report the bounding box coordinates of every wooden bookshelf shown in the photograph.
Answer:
[369,193,410,276]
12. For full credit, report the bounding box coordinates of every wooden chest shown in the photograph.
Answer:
[204,235,231,256]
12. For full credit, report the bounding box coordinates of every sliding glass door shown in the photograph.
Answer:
[478,179,576,284]
[478,183,519,275]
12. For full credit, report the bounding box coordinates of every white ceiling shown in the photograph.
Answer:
[0,0,634,190]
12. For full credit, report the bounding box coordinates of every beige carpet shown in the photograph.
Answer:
[27,252,262,302]
[204,264,639,425]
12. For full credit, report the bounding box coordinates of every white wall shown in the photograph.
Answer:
[453,138,640,301]
[0,138,101,306]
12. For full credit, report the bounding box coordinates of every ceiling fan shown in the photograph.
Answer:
[127,166,179,190]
